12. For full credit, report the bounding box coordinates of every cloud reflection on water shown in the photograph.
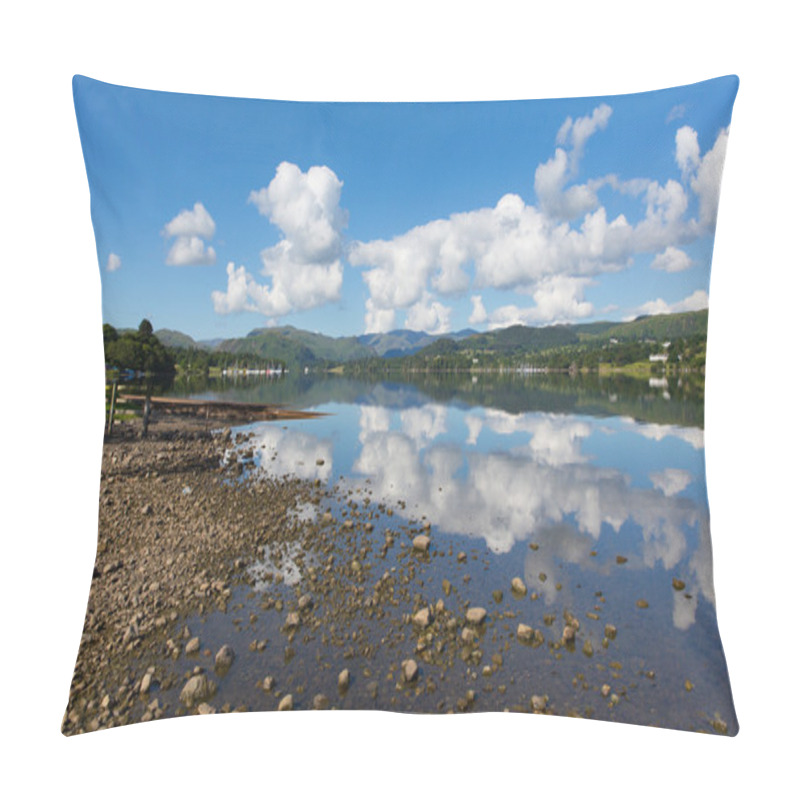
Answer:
[247,402,714,628]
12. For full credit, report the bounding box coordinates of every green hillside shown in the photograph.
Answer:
[155,328,203,350]
[215,326,373,366]
[600,309,708,342]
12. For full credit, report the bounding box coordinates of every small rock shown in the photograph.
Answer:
[517,623,535,642]
[672,577,686,591]
[139,673,152,694]
[604,624,617,639]
[582,640,594,657]
[285,612,300,629]
[442,579,452,596]
[684,679,694,692]
[180,674,216,706]
[616,555,628,565]
[313,694,329,710]
[601,684,611,698]
[402,659,419,683]
[412,535,431,553]
[316,458,325,466]
[185,637,200,655]
[465,607,487,626]
[196,703,216,715]
[412,607,431,628]
[457,552,467,562]
[214,644,235,672]
[338,669,350,692]
[278,694,293,711]
[298,594,313,611]
[141,504,153,516]
[461,627,479,645]
[492,589,503,603]
[511,577,527,595]
[262,676,275,692]
[636,599,649,609]
[530,695,547,713]
[562,625,576,643]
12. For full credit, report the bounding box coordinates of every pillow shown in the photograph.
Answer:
[65,74,738,735]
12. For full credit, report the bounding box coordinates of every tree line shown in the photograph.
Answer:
[103,320,287,376]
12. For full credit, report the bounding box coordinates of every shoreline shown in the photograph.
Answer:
[62,415,316,734]
[63,412,732,736]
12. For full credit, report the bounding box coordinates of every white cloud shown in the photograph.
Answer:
[213,163,347,319]
[556,103,613,162]
[351,113,729,332]
[404,293,452,334]
[691,129,729,230]
[675,126,701,178]
[248,162,347,264]
[666,104,687,123]
[364,298,397,334]
[651,246,692,273]
[468,295,488,325]
[166,235,216,267]
[483,276,594,329]
[163,202,217,266]
[632,289,709,318]
[163,202,216,239]
[536,104,612,221]
[106,253,121,272]
[534,148,604,220]
[675,125,730,230]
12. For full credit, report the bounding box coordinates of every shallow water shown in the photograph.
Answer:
[145,373,735,733]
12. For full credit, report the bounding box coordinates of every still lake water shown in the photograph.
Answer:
[157,372,735,733]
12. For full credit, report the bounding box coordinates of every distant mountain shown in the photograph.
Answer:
[600,309,708,341]
[198,337,224,349]
[153,311,707,368]
[155,329,204,350]
[215,325,373,366]
[357,328,478,358]
[408,310,708,360]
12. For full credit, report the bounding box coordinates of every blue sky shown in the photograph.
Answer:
[74,75,737,340]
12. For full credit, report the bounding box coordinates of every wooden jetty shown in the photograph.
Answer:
[117,394,325,429]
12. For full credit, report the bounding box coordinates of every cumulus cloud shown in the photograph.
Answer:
[248,162,347,264]
[106,253,121,272]
[481,276,594,329]
[163,202,217,266]
[469,295,488,325]
[675,126,701,178]
[364,298,397,334]
[676,125,730,230]
[651,246,692,273]
[404,293,452,335]
[632,289,709,318]
[163,202,216,239]
[535,104,613,220]
[351,107,729,333]
[691,129,729,230]
[212,163,347,319]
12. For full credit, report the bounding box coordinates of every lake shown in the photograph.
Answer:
[148,370,735,732]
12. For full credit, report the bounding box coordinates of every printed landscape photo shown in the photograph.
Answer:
[64,75,738,735]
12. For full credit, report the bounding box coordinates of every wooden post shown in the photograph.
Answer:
[107,379,118,436]
[142,385,152,438]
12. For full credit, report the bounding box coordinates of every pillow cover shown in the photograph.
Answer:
[65,74,738,735]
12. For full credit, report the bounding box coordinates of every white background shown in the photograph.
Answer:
[2,2,796,797]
